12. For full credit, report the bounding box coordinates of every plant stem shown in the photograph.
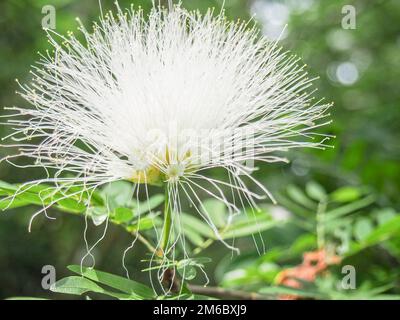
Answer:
[316,199,327,248]
[193,238,214,255]
[193,224,230,255]
[188,285,269,300]
[132,231,157,253]
[161,185,172,254]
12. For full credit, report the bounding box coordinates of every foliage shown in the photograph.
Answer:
[1,180,399,300]
[1,0,399,300]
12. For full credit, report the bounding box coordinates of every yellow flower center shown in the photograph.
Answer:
[129,166,161,184]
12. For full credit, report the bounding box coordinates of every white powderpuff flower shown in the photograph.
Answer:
[1,4,331,252]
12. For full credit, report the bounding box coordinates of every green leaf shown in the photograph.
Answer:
[202,199,227,228]
[128,214,161,232]
[50,276,105,295]
[223,219,279,239]
[287,185,316,209]
[102,181,133,210]
[87,207,108,226]
[182,209,283,241]
[353,217,374,241]
[68,265,154,299]
[0,181,90,213]
[178,265,197,280]
[183,226,204,246]
[135,194,164,215]
[0,181,19,193]
[176,257,211,281]
[114,207,134,223]
[330,186,363,203]
[347,216,400,255]
[306,181,327,202]
[57,198,86,213]
[2,191,44,207]
[363,215,400,244]
[50,275,136,299]
[222,211,282,239]
[323,195,375,223]
[274,193,312,219]
[289,233,317,254]
[0,197,31,210]
[181,213,215,238]
[374,208,397,225]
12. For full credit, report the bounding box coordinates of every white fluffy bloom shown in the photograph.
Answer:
[1,4,331,246]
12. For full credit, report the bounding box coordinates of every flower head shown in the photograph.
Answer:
[2,4,331,247]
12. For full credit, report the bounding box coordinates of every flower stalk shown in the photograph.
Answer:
[161,185,172,255]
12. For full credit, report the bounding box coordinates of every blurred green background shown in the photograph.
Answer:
[0,0,399,299]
